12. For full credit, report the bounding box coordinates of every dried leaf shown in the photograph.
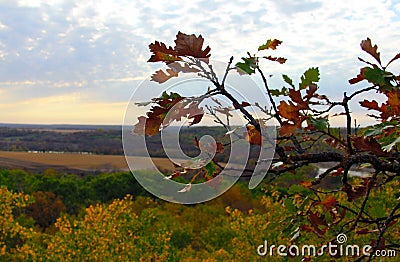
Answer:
[356,228,371,235]
[308,212,327,227]
[189,114,203,126]
[148,41,181,63]
[258,39,282,51]
[304,84,318,100]
[342,184,367,201]
[174,31,211,58]
[370,237,385,251]
[149,41,177,56]
[279,123,298,137]
[319,196,338,209]
[300,181,313,188]
[151,69,179,83]
[277,101,300,121]
[387,90,400,115]
[352,136,386,156]
[168,62,200,73]
[244,125,262,145]
[360,38,381,64]
[301,224,326,238]
[148,51,182,64]
[133,115,162,137]
[288,89,307,109]
[263,55,286,64]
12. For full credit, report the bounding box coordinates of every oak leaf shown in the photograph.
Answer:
[245,125,262,145]
[148,41,181,63]
[352,136,386,156]
[277,101,300,121]
[319,196,338,209]
[342,183,367,201]
[300,181,313,188]
[288,89,307,109]
[360,38,381,64]
[151,69,179,83]
[279,122,299,137]
[168,62,200,73]
[174,31,211,58]
[258,39,282,51]
[263,55,287,64]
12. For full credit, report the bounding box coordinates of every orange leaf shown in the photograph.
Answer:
[279,123,298,137]
[277,101,300,121]
[148,51,182,64]
[360,99,380,111]
[245,125,261,145]
[387,90,400,115]
[319,196,337,209]
[258,39,282,51]
[300,181,313,188]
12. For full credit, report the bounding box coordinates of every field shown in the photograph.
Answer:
[0,151,175,173]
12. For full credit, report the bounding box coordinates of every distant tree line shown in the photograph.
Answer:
[0,126,344,162]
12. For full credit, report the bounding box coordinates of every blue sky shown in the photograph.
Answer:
[0,0,399,125]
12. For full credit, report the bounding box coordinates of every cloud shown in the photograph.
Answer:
[0,0,399,124]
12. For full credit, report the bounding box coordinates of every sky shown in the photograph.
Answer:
[0,0,399,125]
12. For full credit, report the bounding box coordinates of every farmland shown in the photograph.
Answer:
[0,150,176,173]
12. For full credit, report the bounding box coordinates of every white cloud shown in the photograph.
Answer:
[0,0,398,124]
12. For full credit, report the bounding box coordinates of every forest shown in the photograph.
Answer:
[3,166,398,261]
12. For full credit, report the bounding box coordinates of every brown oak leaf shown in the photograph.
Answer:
[174,31,211,58]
